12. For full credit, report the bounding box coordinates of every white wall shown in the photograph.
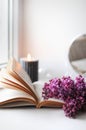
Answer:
[20,0,86,77]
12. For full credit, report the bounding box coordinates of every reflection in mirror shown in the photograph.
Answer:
[69,34,86,74]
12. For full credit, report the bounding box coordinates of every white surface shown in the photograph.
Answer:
[0,108,86,130]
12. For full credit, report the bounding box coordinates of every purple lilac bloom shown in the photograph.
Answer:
[42,75,86,118]
[42,78,61,99]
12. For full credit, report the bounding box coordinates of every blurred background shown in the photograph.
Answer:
[0,0,86,78]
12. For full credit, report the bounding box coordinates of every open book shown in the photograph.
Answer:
[0,58,64,108]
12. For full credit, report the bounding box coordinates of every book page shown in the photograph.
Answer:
[7,58,37,100]
[33,81,43,102]
[0,69,26,87]
[7,58,33,89]
[0,69,33,95]
[1,101,35,108]
[0,86,36,105]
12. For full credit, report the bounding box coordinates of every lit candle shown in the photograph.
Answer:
[20,54,38,82]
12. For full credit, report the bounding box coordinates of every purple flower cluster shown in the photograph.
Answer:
[42,75,86,118]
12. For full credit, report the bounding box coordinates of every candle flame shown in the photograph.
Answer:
[27,54,35,61]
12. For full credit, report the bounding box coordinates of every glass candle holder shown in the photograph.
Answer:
[20,54,38,82]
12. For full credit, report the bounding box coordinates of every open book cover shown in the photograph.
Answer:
[0,58,64,108]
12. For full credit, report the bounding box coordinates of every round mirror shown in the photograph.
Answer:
[69,34,86,74]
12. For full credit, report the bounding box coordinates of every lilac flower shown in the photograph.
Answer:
[59,76,75,101]
[42,75,86,118]
[42,78,61,99]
